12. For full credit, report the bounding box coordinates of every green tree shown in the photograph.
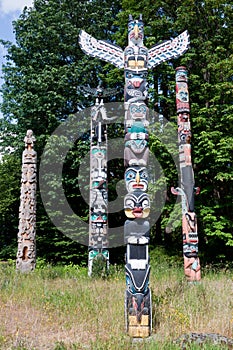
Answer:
[0,0,122,263]
[0,154,21,259]
[1,0,122,152]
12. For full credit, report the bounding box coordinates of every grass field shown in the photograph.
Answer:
[0,250,232,350]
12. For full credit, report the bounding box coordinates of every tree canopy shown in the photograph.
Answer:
[0,0,232,263]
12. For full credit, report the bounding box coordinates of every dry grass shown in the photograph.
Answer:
[0,258,232,350]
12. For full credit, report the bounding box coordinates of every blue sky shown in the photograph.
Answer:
[0,0,34,42]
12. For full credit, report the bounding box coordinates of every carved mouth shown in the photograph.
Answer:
[132,208,143,218]
[133,81,141,88]
[132,184,144,189]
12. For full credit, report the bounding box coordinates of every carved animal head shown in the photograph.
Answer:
[128,14,144,46]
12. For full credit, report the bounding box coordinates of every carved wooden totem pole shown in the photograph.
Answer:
[79,84,118,276]
[16,130,37,272]
[172,67,201,282]
[88,86,110,275]
[79,15,189,337]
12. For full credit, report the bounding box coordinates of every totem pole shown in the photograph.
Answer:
[79,15,189,337]
[171,67,201,282]
[81,84,118,276]
[16,130,37,272]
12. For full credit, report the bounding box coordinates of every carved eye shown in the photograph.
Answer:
[140,105,147,114]
[142,198,149,208]
[125,199,134,209]
[140,169,148,179]
[125,170,136,181]
[126,72,133,79]
[128,24,134,31]
[180,134,186,141]
[91,213,98,220]
[131,106,137,113]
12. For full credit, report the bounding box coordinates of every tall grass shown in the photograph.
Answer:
[0,252,232,350]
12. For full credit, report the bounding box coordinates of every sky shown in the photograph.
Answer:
[0,0,34,48]
[0,0,34,41]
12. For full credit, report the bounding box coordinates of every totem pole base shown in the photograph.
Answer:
[128,319,151,338]
[16,260,36,273]
[125,289,152,338]
[88,249,109,277]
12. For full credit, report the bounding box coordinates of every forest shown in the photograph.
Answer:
[0,0,232,266]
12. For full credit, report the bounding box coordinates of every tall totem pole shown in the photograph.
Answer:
[81,84,118,276]
[79,15,189,337]
[172,67,201,282]
[16,130,37,272]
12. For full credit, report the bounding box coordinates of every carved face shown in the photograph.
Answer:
[124,191,150,218]
[125,139,148,154]
[128,19,144,45]
[124,70,148,103]
[176,68,188,83]
[91,147,106,159]
[125,70,147,88]
[176,82,189,102]
[125,166,148,192]
[91,211,107,223]
[128,102,148,121]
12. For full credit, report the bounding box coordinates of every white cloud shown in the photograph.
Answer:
[0,0,34,15]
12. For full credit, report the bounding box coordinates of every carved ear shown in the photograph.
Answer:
[139,14,143,21]
[129,14,133,21]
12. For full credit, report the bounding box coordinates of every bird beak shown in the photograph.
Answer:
[134,24,139,39]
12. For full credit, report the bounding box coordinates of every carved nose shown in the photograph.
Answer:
[134,24,139,39]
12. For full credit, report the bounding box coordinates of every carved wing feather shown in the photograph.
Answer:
[79,30,124,69]
[148,30,190,69]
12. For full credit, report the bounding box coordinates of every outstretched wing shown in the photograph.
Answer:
[148,31,190,69]
[78,86,96,96]
[79,30,124,69]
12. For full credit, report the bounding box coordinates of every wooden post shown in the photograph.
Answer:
[172,66,201,282]
[16,130,37,272]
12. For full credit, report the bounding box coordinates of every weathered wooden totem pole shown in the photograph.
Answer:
[172,67,201,282]
[89,93,108,276]
[87,86,111,275]
[79,15,189,337]
[16,130,37,272]
[79,84,119,276]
